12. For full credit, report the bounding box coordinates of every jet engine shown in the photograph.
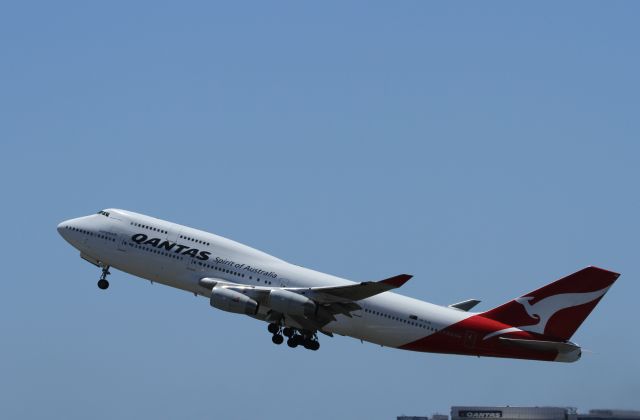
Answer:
[210,287,259,316]
[268,289,316,317]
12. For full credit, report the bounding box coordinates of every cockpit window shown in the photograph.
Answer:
[97,210,110,217]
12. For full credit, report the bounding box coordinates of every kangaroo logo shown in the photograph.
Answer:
[483,286,610,340]
[514,287,609,334]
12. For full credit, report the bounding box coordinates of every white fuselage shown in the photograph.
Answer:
[57,209,473,349]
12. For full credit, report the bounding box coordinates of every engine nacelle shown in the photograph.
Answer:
[268,289,316,317]
[210,287,258,316]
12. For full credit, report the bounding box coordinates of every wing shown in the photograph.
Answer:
[199,274,413,327]
[199,274,412,303]
[290,274,413,303]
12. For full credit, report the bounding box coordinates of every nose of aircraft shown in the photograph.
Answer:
[57,217,85,241]
[57,220,71,240]
[57,215,102,246]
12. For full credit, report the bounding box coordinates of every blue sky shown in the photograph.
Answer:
[1,2,639,419]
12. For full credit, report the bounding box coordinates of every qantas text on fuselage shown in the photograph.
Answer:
[57,209,619,362]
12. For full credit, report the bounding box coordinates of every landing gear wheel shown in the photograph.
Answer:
[98,265,111,290]
[272,334,284,345]
[282,327,294,337]
[287,336,299,348]
[301,332,320,351]
[267,323,279,334]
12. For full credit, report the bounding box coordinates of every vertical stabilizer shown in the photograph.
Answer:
[482,266,619,340]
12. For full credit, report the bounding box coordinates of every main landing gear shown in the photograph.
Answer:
[97,266,110,290]
[268,323,284,344]
[267,323,320,351]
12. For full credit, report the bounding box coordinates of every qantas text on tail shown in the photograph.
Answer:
[57,209,619,362]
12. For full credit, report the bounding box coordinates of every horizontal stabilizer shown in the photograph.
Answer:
[448,299,481,311]
[499,337,582,362]
[499,337,580,355]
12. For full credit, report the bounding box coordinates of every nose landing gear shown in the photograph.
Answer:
[97,266,110,290]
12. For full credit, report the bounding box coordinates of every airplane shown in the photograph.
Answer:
[57,209,619,362]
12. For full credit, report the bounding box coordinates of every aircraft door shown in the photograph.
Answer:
[109,219,129,253]
[116,232,128,252]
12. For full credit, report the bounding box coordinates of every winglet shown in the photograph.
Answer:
[380,274,413,288]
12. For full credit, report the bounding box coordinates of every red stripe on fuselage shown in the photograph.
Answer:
[398,314,558,362]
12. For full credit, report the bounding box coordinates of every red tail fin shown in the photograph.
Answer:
[482,266,619,341]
